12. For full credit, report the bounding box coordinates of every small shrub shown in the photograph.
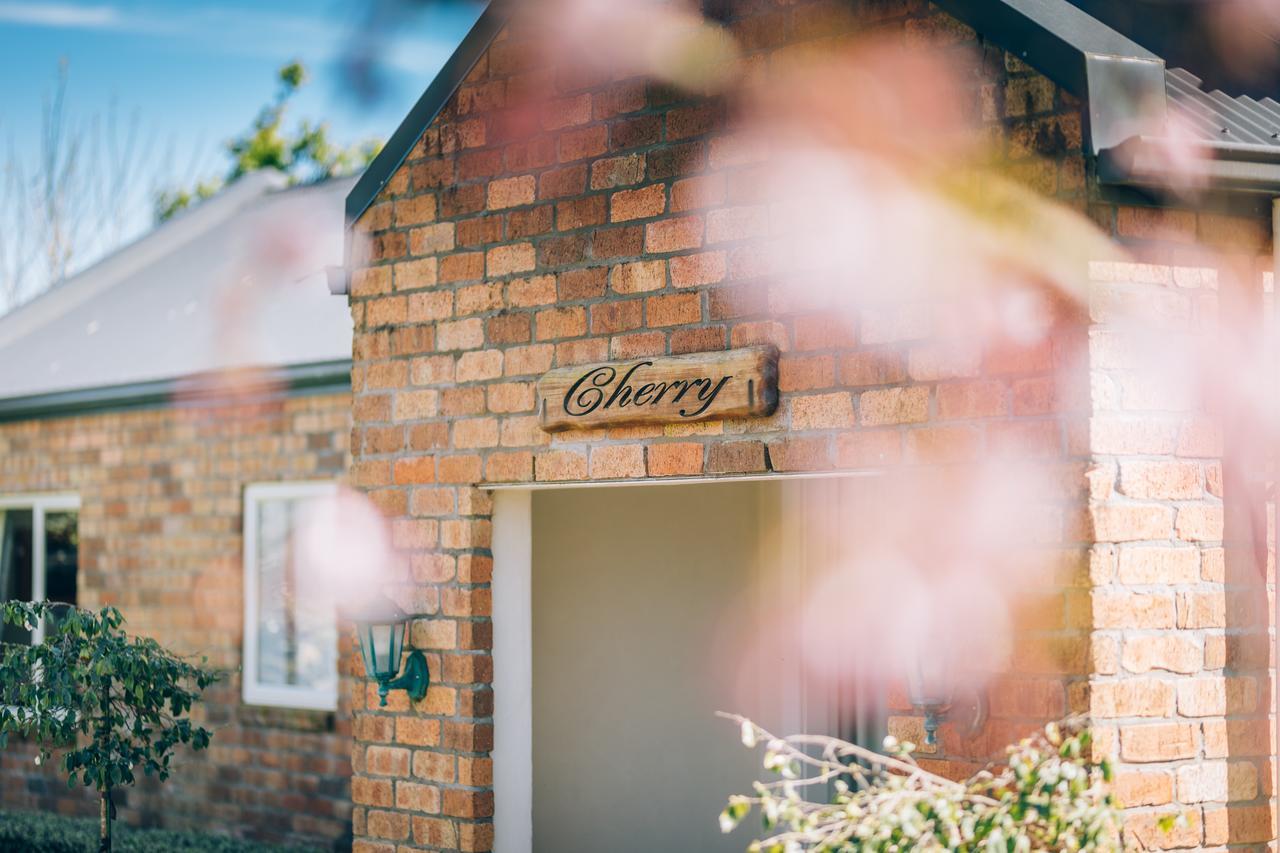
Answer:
[721,716,1124,852]
[0,810,300,852]
[0,602,218,852]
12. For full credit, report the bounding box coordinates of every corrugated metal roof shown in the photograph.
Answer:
[0,172,354,403]
[1167,67,1280,147]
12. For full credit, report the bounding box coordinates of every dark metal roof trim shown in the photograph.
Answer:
[936,0,1157,95]
[0,360,352,424]
[938,0,1280,195]
[934,0,1166,155]
[344,2,508,229]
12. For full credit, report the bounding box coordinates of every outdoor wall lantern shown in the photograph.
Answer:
[906,656,988,747]
[351,598,429,707]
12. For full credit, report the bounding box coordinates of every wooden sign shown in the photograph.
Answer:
[538,346,779,432]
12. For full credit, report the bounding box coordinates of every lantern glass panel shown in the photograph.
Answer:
[359,619,409,681]
[906,654,951,708]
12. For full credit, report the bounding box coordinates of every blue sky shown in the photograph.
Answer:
[0,0,482,251]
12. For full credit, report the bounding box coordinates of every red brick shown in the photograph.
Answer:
[536,450,588,481]
[559,124,608,161]
[504,343,555,376]
[592,224,643,258]
[778,355,835,391]
[535,306,587,340]
[644,215,704,253]
[410,223,455,255]
[395,258,438,292]
[395,781,441,813]
[671,175,725,212]
[591,300,643,334]
[839,351,906,386]
[1120,723,1198,762]
[486,451,534,482]
[647,443,703,476]
[859,387,928,426]
[589,445,645,479]
[437,454,483,483]
[1118,460,1202,500]
[666,102,721,140]
[646,293,701,326]
[456,282,503,315]
[590,154,645,189]
[768,436,830,471]
[670,325,725,354]
[365,746,411,777]
[905,425,983,464]
[439,251,485,283]
[395,717,441,747]
[453,417,499,448]
[351,267,391,297]
[508,204,554,238]
[556,195,607,230]
[609,114,661,151]
[487,175,536,210]
[365,810,409,841]
[539,234,588,266]
[706,441,765,474]
[486,242,536,276]
[669,251,726,287]
[611,260,666,294]
[793,315,857,351]
[542,93,592,129]
[936,380,1006,420]
[538,164,588,199]
[507,275,557,307]
[487,313,532,345]
[487,381,536,413]
[1175,504,1222,541]
[836,430,901,468]
[610,331,665,359]
[412,815,457,848]
[611,184,667,222]
[706,205,768,244]
[790,392,854,430]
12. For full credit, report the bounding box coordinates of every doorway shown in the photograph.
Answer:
[491,475,882,852]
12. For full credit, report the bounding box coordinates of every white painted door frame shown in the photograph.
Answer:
[489,472,877,853]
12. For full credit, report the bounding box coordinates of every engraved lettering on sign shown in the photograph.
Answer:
[538,347,778,432]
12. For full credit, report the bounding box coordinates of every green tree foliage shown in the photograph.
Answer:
[154,61,382,222]
[721,716,1126,852]
[0,602,218,853]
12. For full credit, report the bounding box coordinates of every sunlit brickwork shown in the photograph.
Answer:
[0,393,354,849]
[339,2,1157,850]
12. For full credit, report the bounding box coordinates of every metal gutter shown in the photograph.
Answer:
[1098,136,1280,196]
[344,1,508,231]
[0,360,351,424]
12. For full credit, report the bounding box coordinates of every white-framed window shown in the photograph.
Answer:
[242,481,339,711]
[0,494,80,645]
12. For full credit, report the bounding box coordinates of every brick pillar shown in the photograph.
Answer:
[1086,260,1274,849]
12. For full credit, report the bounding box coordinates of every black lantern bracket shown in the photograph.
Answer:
[377,650,430,707]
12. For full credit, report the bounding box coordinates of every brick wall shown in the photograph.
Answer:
[0,392,354,849]
[341,2,1124,850]
[1084,252,1276,849]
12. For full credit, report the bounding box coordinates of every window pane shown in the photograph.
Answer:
[253,495,336,697]
[44,510,78,634]
[0,510,33,645]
